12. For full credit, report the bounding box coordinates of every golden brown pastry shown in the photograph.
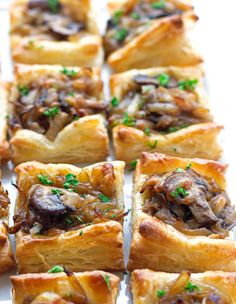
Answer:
[104,0,202,72]
[109,66,222,162]
[11,270,120,304]
[10,0,103,66]
[128,152,236,272]
[7,64,109,164]
[131,269,236,303]
[10,160,125,273]
[0,177,14,273]
[0,83,10,160]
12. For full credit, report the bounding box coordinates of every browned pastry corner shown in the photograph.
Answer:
[131,269,236,303]
[109,66,222,162]
[7,64,109,164]
[0,83,10,160]
[11,160,125,273]
[128,152,236,272]
[104,0,202,71]
[11,270,120,304]
[10,0,103,66]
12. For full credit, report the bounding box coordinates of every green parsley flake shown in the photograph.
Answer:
[144,127,151,136]
[48,265,64,273]
[151,0,165,9]
[64,173,79,189]
[185,282,200,292]
[158,73,170,86]
[99,193,110,203]
[157,289,166,298]
[114,28,129,42]
[79,230,83,236]
[113,10,123,24]
[43,106,59,118]
[61,67,78,78]
[37,174,53,185]
[103,274,111,290]
[176,168,184,173]
[186,163,192,170]
[178,79,198,91]
[171,186,189,198]
[130,159,138,170]
[68,91,75,97]
[111,96,119,107]
[65,217,73,225]
[51,189,63,196]
[18,85,29,96]
[123,112,136,127]
[167,124,189,133]
[148,139,158,149]
[76,216,84,224]
[131,11,140,20]
[48,0,60,14]
[111,214,117,218]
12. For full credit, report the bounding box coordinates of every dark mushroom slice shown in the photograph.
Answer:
[28,0,51,10]
[48,17,85,37]
[133,75,159,87]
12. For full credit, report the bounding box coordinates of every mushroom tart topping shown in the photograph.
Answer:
[9,69,106,141]
[9,164,126,235]
[155,271,231,303]
[141,166,236,237]
[109,74,211,134]
[104,0,184,56]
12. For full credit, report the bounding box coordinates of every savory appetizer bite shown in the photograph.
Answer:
[128,152,236,272]
[104,0,202,72]
[11,270,120,304]
[0,83,9,160]
[109,67,222,162]
[7,64,109,164]
[131,269,236,303]
[0,177,14,273]
[10,160,125,273]
[10,0,103,66]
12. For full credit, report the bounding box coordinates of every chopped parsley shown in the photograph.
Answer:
[167,124,189,133]
[158,73,170,86]
[61,67,78,78]
[37,174,53,185]
[103,274,111,290]
[63,173,79,189]
[111,214,117,218]
[171,186,189,198]
[178,79,198,91]
[148,139,158,149]
[185,282,200,292]
[176,168,184,173]
[48,265,64,273]
[131,11,140,20]
[76,216,84,224]
[123,112,136,127]
[157,289,166,298]
[99,193,110,203]
[51,188,63,196]
[79,230,83,236]
[186,163,192,170]
[43,106,59,118]
[114,28,129,42]
[113,10,123,24]
[65,217,73,225]
[144,127,151,136]
[18,85,29,96]
[130,159,138,170]
[172,147,177,152]
[68,91,75,97]
[111,96,119,107]
[151,0,165,9]
[48,0,60,14]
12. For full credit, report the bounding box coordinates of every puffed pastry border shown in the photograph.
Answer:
[131,269,236,304]
[0,175,15,273]
[10,0,104,66]
[15,160,125,273]
[11,270,120,304]
[0,83,10,160]
[8,64,109,164]
[106,0,202,72]
[110,66,222,162]
[128,152,236,272]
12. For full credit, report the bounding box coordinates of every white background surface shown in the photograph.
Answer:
[0,0,236,302]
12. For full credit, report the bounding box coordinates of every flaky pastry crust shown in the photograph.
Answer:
[131,269,236,304]
[10,0,103,66]
[8,64,109,164]
[110,66,222,162]
[14,160,125,273]
[128,152,236,272]
[11,270,120,304]
[0,83,10,160]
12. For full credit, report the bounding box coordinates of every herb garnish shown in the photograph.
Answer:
[131,11,140,20]
[152,0,165,9]
[103,274,111,290]
[65,217,73,225]
[157,289,166,298]
[79,230,83,236]
[123,112,136,127]
[185,282,200,292]
[63,173,79,189]
[43,106,59,118]
[114,28,129,42]
[171,186,189,198]
[99,193,111,203]
[48,265,64,273]
[144,127,151,136]
[48,0,60,14]
[61,67,78,78]
[148,139,158,149]
[176,168,184,173]
[51,189,63,196]
[130,159,138,170]
[186,163,192,170]
[76,216,84,224]
[167,124,189,133]
[158,73,170,86]
[111,96,119,107]
[113,10,123,24]
[178,79,198,91]
[18,85,29,96]
[37,174,53,185]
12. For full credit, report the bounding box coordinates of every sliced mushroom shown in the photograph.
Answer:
[133,75,159,86]
[49,17,85,37]
[45,111,70,141]
[28,0,50,10]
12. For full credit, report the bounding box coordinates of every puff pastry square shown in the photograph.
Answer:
[131,269,236,303]
[7,64,109,164]
[10,0,103,66]
[104,0,202,72]
[128,152,236,272]
[11,270,120,304]
[12,160,125,273]
[109,66,222,162]
[0,83,10,160]
[0,178,14,273]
